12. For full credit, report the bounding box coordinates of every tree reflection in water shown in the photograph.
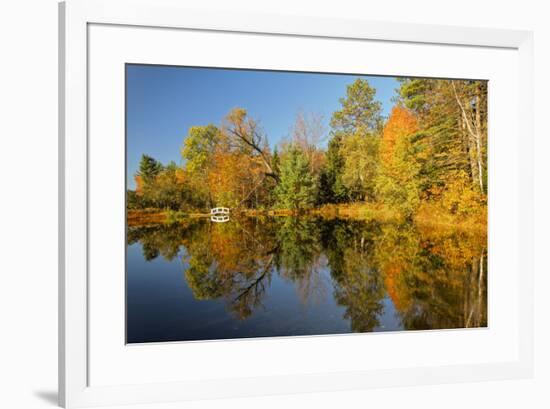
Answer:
[127,216,487,331]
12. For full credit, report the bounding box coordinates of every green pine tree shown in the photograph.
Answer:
[274,146,317,210]
[330,78,383,134]
[138,154,163,184]
[317,134,348,204]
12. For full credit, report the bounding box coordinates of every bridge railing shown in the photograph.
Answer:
[210,207,230,215]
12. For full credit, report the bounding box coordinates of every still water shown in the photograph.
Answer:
[126,216,487,343]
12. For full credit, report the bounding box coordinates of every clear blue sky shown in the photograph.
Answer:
[126,64,399,189]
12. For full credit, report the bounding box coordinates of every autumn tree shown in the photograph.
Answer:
[340,132,380,202]
[320,78,383,204]
[376,106,421,217]
[398,78,488,197]
[450,80,487,194]
[223,108,278,182]
[398,78,457,196]
[181,124,220,174]
[180,124,221,208]
[133,156,192,210]
[207,148,266,208]
[147,162,187,210]
[290,111,326,175]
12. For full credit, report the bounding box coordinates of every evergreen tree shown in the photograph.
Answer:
[274,146,317,210]
[271,146,280,174]
[318,135,348,204]
[138,154,163,183]
[135,154,164,207]
[330,78,383,134]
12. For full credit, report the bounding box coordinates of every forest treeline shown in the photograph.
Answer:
[127,78,487,224]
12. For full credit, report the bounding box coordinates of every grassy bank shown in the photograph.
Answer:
[128,203,486,233]
[127,209,167,226]
[232,203,400,221]
[128,208,215,226]
[414,202,487,234]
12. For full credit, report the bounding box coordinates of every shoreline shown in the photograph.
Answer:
[127,204,487,233]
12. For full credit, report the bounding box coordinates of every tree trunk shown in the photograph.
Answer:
[461,116,478,188]
[451,81,484,193]
[474,84,485,194]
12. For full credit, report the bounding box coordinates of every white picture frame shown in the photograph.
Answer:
[59,0,534,407]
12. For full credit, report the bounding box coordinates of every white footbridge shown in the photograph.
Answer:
[210,207,230,223]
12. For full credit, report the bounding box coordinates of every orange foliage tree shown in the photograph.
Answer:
[376,106,421,216]
[207,147,266,208]
[380,106,418,165]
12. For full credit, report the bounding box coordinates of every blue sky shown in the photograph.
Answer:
[126,65,399,188]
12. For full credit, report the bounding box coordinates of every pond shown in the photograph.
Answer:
[126,216,487,343]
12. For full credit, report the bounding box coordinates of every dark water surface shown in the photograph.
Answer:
[126,216,487,343]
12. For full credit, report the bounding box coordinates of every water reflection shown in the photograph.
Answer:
[210,215,230,223]
[127,216,487,342]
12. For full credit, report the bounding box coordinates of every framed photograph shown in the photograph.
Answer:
[59,0,534,407]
